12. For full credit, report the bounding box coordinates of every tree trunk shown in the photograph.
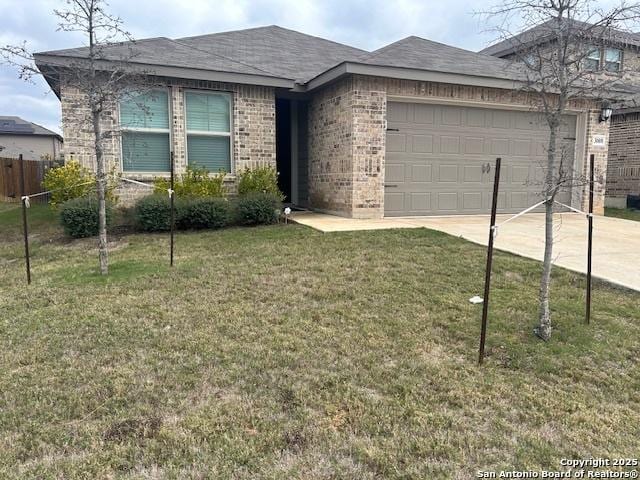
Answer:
[92,109,109,275]
[535,124,558,341]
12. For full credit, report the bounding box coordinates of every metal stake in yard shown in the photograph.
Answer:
[19,154,31,285]
[170,151,175,267]
[586,154,595,324]
[478,157,501,365]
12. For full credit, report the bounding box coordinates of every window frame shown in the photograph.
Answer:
[604,47,623,73]
[183,89,234,175]
[119,88,173,175]
[584,46,601,71]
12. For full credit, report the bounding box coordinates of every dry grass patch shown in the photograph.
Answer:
[0,209,639,478]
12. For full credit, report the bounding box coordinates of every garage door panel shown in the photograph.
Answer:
[411,164,432,182]
[411,192,431,211]
[388,102,409,123]
[438,165,458,182]
[511,165,530,183]
[437,193,458,211]
[385,163,405,183]
[466,109,487,127]
[387,133,407,152]
[384,192,405,214]
[412,134,433,153]
[440,136,460,154]
[464,137,485,154]
[442,107,462,126]
[463,165,483,183]
[491,111,511,129]
[463,192,483,210]
[513,139,531,156]
[414,104,435,124]
[491,138,510,155]
[384,102,576,216]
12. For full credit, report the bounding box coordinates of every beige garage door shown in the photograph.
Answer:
[384,102,576,216]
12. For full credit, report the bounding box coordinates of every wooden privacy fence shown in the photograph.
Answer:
[0,157,56,203]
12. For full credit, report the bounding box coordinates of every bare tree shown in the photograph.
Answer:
[481,0,640,340]
[2,0,149,275]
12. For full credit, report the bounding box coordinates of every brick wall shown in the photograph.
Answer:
[606,112,640,207]
[60,79,275,204]
[307,78,355,215]
[307,74,607,218]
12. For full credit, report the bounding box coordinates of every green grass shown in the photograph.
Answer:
[605,207,640,222]
[1,209,639,478]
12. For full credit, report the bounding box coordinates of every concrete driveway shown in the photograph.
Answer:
[291,211,640,292]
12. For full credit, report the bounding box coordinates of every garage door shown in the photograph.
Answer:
[384,102,576,216]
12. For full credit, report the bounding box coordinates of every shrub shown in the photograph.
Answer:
[233,192,282,226]
[177,197,230,230]
[43,161,94,207]
[134,194,172,232]
[154,165,226,198]
[60,196,113,238]
[237,166,285,200]
[43,161,119,207]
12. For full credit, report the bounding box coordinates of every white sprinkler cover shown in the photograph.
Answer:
[284,207,292,215]
[469,296,484,304]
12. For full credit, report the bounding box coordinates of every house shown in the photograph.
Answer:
[0,116,63,161]
[480,19,640,209]
[34,25,612,217]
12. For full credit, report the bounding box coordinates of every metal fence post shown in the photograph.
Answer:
[170,151,175,267]
[19,154,31,285]
[479,157,501,365]
[586,154,595,324]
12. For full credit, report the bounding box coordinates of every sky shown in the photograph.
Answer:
[0,0,620,135]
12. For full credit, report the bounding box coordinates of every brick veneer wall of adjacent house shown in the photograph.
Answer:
[60,79,275,204]
[605,112,640,207]
[307,74,608,218]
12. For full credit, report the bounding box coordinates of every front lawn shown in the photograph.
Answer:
[605,207,640,222]
[1,209,639,478]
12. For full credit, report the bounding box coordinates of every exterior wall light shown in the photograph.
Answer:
[599,102,613,123]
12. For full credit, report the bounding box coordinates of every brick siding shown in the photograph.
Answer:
[606,112,640,205]
[308,74,607,218]
[60,79,275,204]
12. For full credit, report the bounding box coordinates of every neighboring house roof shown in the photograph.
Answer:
[0,116,62,141]
[480,18,640,57]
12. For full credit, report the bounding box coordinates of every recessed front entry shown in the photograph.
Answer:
[384,102,577,216]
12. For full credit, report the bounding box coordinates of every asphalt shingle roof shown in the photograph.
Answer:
[0,116,61,138]
[37,25,524,87]
[175,26,369,83]
[480,18,640,57]
[361,36,525,81]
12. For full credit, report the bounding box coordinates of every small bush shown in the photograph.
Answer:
[43,161,94,207]
[60,196,113,238]
[233,192,282,226]
[154,165,226,198]
[43,161,119,207]
[237,166,285,200]
[177,197,230,230]
[134,194,172,232]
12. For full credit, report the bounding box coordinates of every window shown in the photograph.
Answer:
[185,91,232,172]
[584,47,601,71]
[604,48,622,72]
[120,90,171,172]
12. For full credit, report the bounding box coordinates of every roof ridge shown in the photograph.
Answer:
[367,35,507,64]
[176,24,369,55]
[166,38,282,78]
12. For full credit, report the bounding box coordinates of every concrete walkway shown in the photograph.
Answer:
[291,211,640,292]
